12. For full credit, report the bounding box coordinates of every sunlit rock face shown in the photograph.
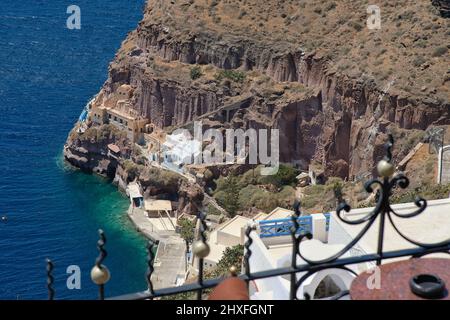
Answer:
[67,0,450,180]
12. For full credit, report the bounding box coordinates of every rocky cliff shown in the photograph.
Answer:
[66,0,450,181]
[64,123,203,215]
[432,0,450,17]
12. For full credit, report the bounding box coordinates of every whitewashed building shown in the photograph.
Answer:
[247,198,450,300]
[161,131,202,172]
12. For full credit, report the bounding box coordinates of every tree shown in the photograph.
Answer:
[222,175,240,217]
[179,217,195,244]
[178,217,195,271]
[212,245,244,277]
[276,164,299,186]
[259,164,299,188]
[190,66,203,80]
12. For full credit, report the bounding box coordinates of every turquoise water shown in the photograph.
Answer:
[0,1,148,299]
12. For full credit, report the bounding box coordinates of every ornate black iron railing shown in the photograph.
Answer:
[45,135,450,300]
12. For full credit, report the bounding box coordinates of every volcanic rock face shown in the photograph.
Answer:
[137,77,223,128]
[66,0,450,180]
[432,0,450,17]
[64,124,202,215]
[64,124,128,177]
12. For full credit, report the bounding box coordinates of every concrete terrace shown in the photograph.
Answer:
[329,198,450,255]
[151,239,187,289]
[127,206,186,289]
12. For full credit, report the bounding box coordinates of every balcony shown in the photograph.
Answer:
[45,136,450,300]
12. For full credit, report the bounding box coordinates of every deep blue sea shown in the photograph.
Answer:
[0,1,148,299]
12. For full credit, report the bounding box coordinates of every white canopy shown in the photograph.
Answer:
[127,183,143,199]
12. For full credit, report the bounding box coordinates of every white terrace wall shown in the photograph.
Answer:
[247,231,290,300]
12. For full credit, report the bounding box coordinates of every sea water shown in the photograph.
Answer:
[0,0,148,299]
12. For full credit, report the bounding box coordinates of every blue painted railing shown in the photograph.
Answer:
[259,216,312,238]
[258,213,332,238]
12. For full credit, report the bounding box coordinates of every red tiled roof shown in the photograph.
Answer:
[107,144,120,153]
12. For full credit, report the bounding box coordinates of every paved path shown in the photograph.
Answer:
[127,206,187,289]
[151,238,187,289]
[128,206,174,242]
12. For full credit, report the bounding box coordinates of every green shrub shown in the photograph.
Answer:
[237,184,295,212]
[213,165,298,212]
[274,186,296,208]
[258,164,299,187]
[216,175,240,216]
[327,177,344,199]
[190,66,203,80]
[178,217,195,244]
[391,183,450,204]
[140,167,181,193]
[135,156,147,166]
[80,124,126,142]
[412,56,426,67]
[432,47,448,57]
[313,7,322,15]
[239,168,259,186]
[214,190,228,207]
[123,160,144,181]
[207,203,222,216]
[348,21,363,32]
[211,245,244,277]
[300,177,345,210]
[215,69,246,83]
[238,185,265,209]
[273,164,299,186]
